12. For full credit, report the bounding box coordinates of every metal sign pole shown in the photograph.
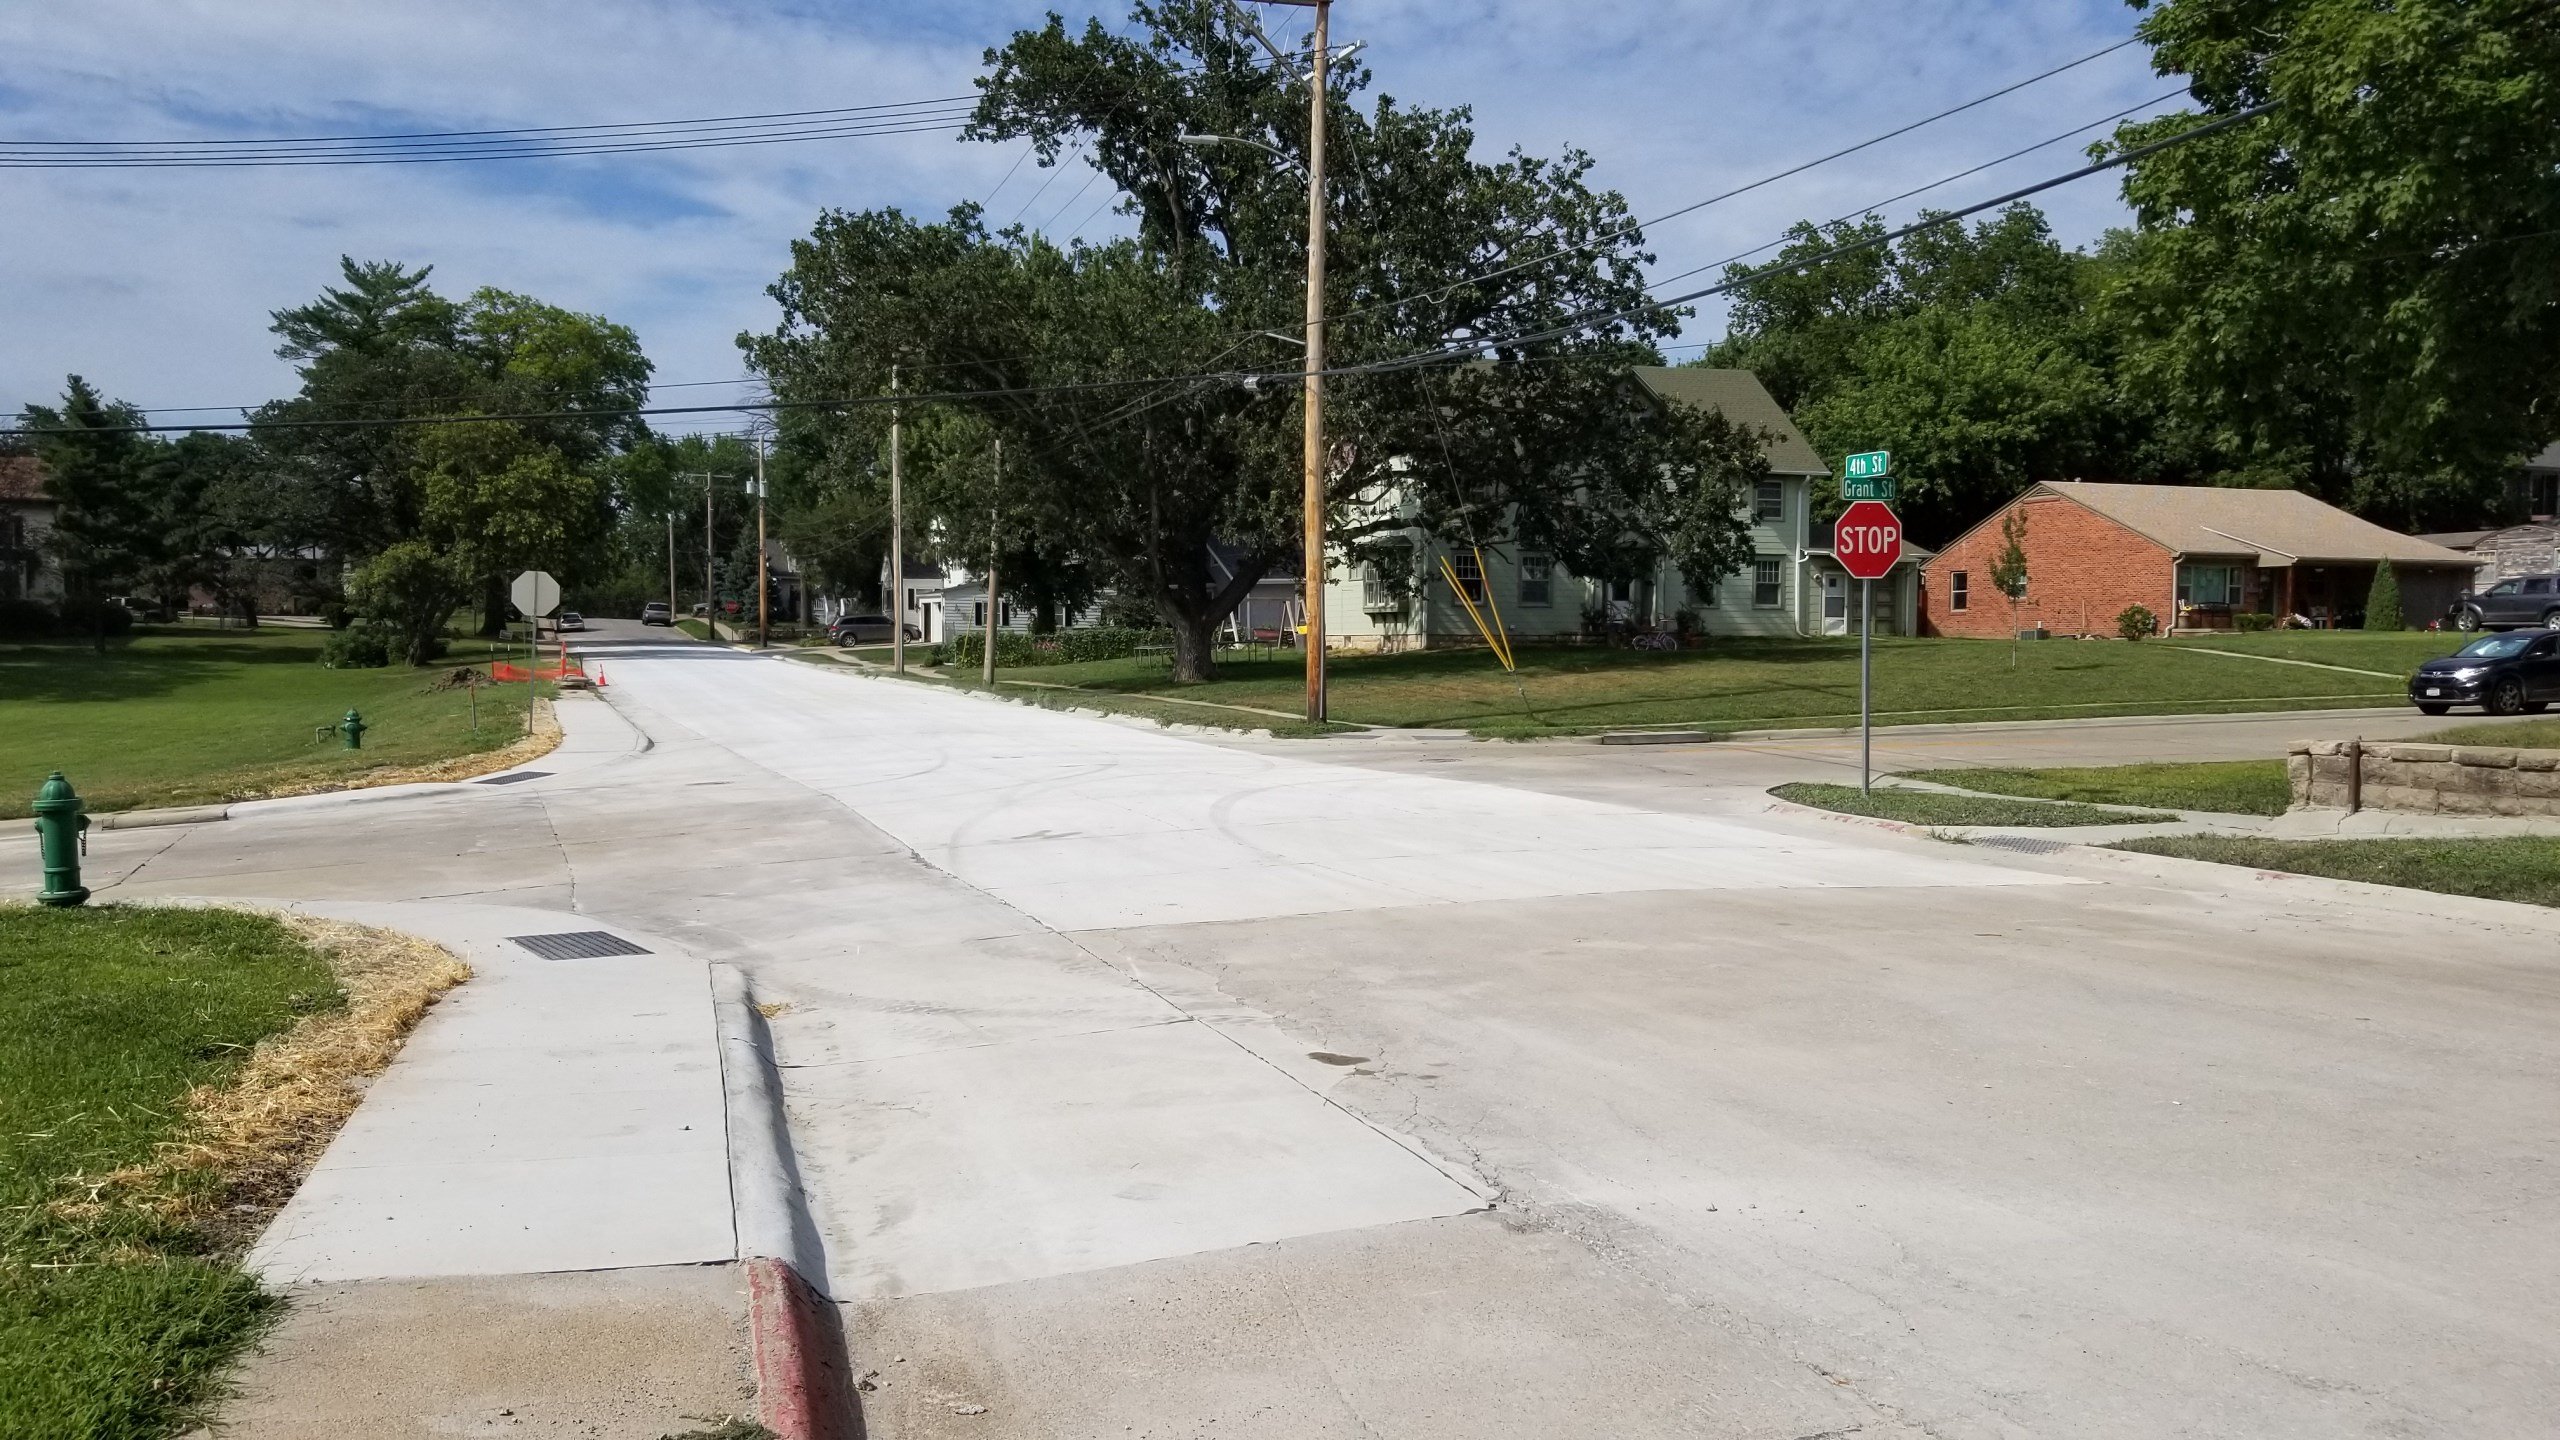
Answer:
[1860,577,1874,795]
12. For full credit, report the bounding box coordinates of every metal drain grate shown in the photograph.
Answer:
[476,770,552,786]
[1963,835,2071,856]
[508,930,653,960]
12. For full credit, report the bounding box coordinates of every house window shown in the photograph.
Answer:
[1363,541,1411,611]
[1447,550,1486,605]
[1754,481,1783,522]
[1752,557,1783,608]
[973,601,987,627]
[2176,563,2245,607]
[1950,571,1970,612]
[905,588,917,613]
[1002,600,1015,625]
[2531,471,2560,518]
[1518,552,1553,607]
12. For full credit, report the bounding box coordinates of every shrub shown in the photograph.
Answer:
[2234,612,2276,633]
[0,598,52,639]
[2116,604,2158,641]
[348,541,471,666]
[937,626,1175,670]
[2363,560,2404,631]
[318,622,394,669]
[317,599,354,630]
[55,597,136,638]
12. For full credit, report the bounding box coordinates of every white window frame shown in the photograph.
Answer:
[1752,557,1783,609]
[1518,551,1554,608]
[1950,570,1969,612]
[1754,481,1784,522]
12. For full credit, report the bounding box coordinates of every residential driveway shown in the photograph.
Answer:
[24,648,2557,1438]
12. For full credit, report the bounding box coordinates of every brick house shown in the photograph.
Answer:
[1921,482,2478,637]
[0,455,60,604]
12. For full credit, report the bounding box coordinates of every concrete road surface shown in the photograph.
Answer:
[39,632,2560,1438]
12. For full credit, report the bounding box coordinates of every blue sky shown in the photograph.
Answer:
[0,1,2173,436]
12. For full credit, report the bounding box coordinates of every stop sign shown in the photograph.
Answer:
[1833,500,1903,581]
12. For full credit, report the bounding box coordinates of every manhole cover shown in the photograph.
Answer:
[476,770,552,786]
[507,931,653,960]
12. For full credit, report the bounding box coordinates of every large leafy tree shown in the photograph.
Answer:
[1707,205,2121,544]
[749,0,1762,679]
[2105,0,2560,527]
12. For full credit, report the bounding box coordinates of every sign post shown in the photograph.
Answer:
[1833,497,1903,795]
[510,570,561,716]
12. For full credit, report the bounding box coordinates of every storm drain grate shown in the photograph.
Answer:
[508,930,653,960]
[476,770,552,786]
[1963,835,2072,856]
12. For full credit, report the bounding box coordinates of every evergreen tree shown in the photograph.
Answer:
[17,376,162,649]
[2363,560,2403,632]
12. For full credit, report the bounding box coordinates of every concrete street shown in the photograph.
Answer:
[17,618,2557,1437]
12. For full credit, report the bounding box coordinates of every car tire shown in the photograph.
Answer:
[2544,610,2560,631]
[2417,702,2451,715]
[2488,677,2529,716]
[2456,609,2482,632]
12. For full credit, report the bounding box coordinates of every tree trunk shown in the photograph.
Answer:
[479,573,507,638]
[1167,605,1221,683]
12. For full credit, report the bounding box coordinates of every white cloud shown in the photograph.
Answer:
[2,0,2170,419]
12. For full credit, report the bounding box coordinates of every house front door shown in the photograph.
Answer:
[1822,573,1848,636]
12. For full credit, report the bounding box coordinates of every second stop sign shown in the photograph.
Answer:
[1833,500,1903,581]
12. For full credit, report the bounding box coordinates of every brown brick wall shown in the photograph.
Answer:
[1918,493,2175,639]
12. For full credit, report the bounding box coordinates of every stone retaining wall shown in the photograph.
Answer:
[2290,739,2560,816]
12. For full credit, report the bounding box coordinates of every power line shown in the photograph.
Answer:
[1,95,979,149]
[5,102,2273,440]
[0,111,976,168]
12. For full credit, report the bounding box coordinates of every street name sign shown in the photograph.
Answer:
[1843,450,1891,480]
[1841,474,1898,502]
[510,570,561,619]
[1833,501,1903,582]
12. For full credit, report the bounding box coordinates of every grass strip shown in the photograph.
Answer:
[0,906,465,1437]
[2421,718,2560,749]
[2114,835,2560,908]
[1771,782,2177,827]
[1899,760,2292,817]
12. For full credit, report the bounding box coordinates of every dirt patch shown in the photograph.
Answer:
[61,915,470,1254]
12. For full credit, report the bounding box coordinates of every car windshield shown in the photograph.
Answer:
[2457,636,2533,659]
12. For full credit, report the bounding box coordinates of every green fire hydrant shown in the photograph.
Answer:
[339,708,368,751]
[32,771,89,908]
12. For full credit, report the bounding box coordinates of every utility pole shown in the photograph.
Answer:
[755,436,770,649]
[983,439,1002,689]
[677,468,736,639]
[890,366,907,675]
[1262,0,1332,721]
[665,509,676,621]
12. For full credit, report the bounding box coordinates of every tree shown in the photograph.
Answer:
[1988,508,2031,665]
[2364,560,2404,632]
[419,421,611,634]
[17,377,163,650]
[2105,0,2560,528]
[346,540,471,665]
[749,1,1756,680]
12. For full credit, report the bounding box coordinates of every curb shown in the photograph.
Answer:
[93,804,230,830]
[746,1256,859,1440]
[710,964,854,1440]
[1590,704,2417,746]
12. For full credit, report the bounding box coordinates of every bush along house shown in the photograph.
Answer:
[1921,482,2479,637]
[1322,367,1927,651]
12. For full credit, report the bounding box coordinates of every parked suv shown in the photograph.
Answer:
[828,614,915,644]
[2448,574,2560,632]
[640,601,673,627]
[2409,632,2560,715]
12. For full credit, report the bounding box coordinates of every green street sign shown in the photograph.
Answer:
[1844,450,1891,481]
[1842,475,1898,502]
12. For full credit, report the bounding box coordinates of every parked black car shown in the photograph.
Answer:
[2409,632,2560,715]
[2447,574,2560,632]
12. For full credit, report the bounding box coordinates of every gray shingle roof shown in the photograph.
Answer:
[2040,482,2476,568]
[1629,367,1828,476]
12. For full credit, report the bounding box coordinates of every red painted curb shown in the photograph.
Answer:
[746,1256,857,1440]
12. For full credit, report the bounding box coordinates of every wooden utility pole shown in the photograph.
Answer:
[755,436,770,648]
[983,439,1002,689]
[890,366,906,675]
[1299,0,1331,722]
[665,510,676,620]
[704,475,715,637]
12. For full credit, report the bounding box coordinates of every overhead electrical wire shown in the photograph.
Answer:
[5,101,2274,444]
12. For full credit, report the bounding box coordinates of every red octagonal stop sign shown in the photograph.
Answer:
[1833,500,1904,581]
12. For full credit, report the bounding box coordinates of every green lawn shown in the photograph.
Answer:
[2423,718,2560,748]
[1901,760,2295,817]
[0,905,341,1438]
[2115,835,2560,908]
[2158,629,2465,676]
[0,626,540,818]
[989,634,2412,739]
[1770,782,2176,827]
